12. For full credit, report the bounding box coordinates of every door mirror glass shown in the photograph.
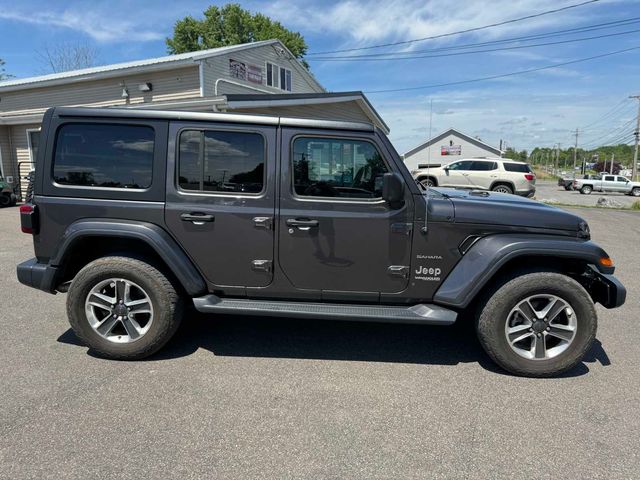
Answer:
[382,172,405,207]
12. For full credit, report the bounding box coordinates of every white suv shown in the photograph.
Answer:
[411,158,536,197]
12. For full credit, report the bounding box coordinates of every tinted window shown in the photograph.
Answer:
[447,161,473,171]
[28,130,40,163]
[604,176,615,182]
[503,163,532,173]
[292,137,388,198]
[179,130,265,193]
[470,161,497,171]
[617,176,628,182]
[53,124,154,188]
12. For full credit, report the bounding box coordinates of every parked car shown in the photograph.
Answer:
[0,177,17,207]
[573,174,640,196]
[558,174,601,191]
[411,158,535,197]
[17,107,626,377]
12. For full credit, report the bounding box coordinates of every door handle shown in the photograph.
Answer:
[286,218,319,231]
[180,212,215,225]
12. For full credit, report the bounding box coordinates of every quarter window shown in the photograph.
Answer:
[178,130,265,194]
[503,162,532,173]
[53,123,154,189]
[292,137,389,199]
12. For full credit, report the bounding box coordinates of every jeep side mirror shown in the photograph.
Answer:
[382,173,405,207]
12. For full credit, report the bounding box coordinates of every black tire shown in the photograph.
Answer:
[491,184,513,194]
[419,177,436,188]
[0,193,11,208]
[631,187,640,197]
[66,256,184,360]
[476,272,597,377]
[580,185,592,195]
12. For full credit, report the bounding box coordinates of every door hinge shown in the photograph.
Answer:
[253,216,273,230]
[388,265,410,278]
[391,222,413,235]
[252,259,272,272]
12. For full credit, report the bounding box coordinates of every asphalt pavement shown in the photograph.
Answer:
[0,205,638,479]
[534,180,639,208]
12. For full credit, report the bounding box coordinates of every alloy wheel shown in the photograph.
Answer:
[84,278,154,343]
[504,294,577,360]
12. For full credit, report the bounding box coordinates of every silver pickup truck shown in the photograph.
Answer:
[574,174,640,196]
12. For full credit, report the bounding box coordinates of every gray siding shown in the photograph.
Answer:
[202,44,323,97]
[232,101,371,124]
[0,126,11,178]
[0,66,200,116]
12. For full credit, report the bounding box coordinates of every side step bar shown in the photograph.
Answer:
[192,295,457,325]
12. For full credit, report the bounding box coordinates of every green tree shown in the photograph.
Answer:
[0,58,11,80]
[166,4,308,67]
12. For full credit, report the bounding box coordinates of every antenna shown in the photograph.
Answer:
[422,98,433,234]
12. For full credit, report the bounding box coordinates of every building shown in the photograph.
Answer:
[403,128,503,171]
[0,39,388,196]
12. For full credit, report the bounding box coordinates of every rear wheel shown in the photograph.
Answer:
[491,184,513,194]
[580,185,592,195]
[66,256,183,360]
[476,272,597,377]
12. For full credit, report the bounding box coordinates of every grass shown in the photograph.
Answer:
[538,199,640,211]
[532,167,557,181]
[632,200,640,210]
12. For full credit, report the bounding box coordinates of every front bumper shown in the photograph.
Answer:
[588,265,626,309]
[16,258,58,294]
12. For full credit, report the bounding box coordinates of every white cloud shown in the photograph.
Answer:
[0,8,164,42]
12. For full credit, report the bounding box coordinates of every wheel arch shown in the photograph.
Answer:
[52,220,207,296]
[490,180,515,192]
[416,174,438,186]
[433,234,613,310]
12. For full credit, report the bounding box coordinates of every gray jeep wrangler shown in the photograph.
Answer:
[17,107,626,377]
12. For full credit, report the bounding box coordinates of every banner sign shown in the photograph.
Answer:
[229,59,263,84]
[441,145,462,156]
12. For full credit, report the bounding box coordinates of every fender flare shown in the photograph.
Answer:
[433,234,612,308]
[52,219,207,296]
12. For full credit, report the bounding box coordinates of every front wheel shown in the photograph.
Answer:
[66,256,184,360]
[476,272,597,377]
[631,187,640,197]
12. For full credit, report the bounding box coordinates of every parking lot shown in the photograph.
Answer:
[0,205,638,479]
[535,180,639,208]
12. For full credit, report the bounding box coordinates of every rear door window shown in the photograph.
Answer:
[604,175,615,182]
[53,123,154,189]
[470,161,497,171]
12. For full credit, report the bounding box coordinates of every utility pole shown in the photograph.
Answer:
[630,95,640,181]
[573,128,579,177]
[610,153,615,174]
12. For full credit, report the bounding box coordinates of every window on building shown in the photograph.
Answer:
[266,62,292,92]
[53,123,154,188]
[28,129,40,163]
[292,137,389,199]
[178,130,265,194]
[503,162,532,173]
[470,161,498,171]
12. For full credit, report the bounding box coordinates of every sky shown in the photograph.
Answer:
[0,0,639,154]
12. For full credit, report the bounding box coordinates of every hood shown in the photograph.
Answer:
[434,188,587,234]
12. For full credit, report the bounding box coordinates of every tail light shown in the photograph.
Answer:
[20,204,38,234]
[524,174,535,181]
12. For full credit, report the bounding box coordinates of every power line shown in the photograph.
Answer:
[310,17,640,59]
[579,98,634,131]
[306,0,601,55]
[582,118,636,147]
[310,27,640,62]
[364,45,640,94]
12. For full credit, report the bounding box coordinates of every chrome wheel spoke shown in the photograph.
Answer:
[96,316,118,336]
[87,292,115,312]
[532,335,547,359]
[547,324,575,341]
[516,301,536,323]
[122,317,141,340]
[507,325,533,344]
[541,299,567,322]
[115,280,127,303]
[127,299,152,314]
